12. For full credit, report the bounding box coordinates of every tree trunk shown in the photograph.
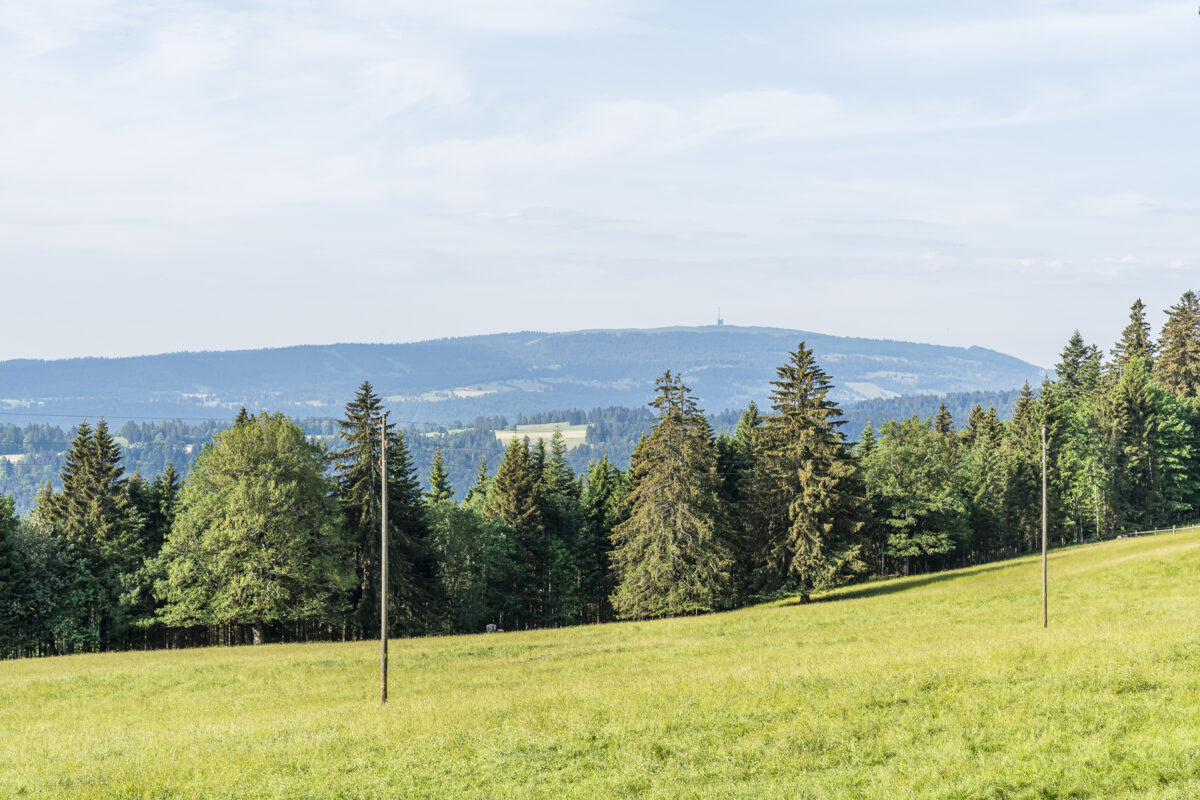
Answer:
[252,623,265,645]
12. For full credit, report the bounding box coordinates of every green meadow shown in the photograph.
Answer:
[3,530,1199,799]
[495,423,590,450]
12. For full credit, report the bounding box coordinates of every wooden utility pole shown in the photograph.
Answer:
[1041,424,1048,629]
[381,412,389,704]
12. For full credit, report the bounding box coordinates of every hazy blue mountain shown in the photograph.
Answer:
[0,326,1044,424]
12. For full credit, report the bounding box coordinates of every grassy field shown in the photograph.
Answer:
[3,531,1200,799]
[495,423,590,450]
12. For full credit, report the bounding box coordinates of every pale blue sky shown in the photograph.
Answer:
[2,0,1197,366]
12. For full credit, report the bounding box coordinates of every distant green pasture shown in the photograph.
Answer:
[495,423,590,450]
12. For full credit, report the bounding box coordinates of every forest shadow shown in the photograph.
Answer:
[779,560,1019,607]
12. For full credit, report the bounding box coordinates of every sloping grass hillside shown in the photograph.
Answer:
[2,530,1199,799]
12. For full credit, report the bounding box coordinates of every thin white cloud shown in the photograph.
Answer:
[855,4,1188,63]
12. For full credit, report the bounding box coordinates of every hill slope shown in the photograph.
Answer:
[2,530,1198,799]
[0,326,1043,423]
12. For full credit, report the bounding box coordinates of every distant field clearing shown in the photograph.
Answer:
[495,423,589,449]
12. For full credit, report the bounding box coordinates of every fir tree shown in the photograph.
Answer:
[752,344,863,602]
[576,455,624,623]
[610,371,732,619]
[486,437,547,626]
[1111,298,1156,374]
[1055,331,1102,399]
[1154,290,1200,397]
[857,422,876,460]
[0,497,21,656]
[464,458,490,507]
[933,402,954,438]
[40,419,138,649]
[332,382,442,637]
[426,449,454,504]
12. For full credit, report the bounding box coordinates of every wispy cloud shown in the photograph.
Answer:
[854,4,1189,64]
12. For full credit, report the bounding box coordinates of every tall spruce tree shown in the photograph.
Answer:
[610,371,732,619]
[486,437,547,627]
[1154,290,1200,397]
[933,402,954,439]
[332,382,442,637]
[751,344,863,602]
[40,420,139,650]
[576,455,624,623]
[426,449,454,504]
[0,497,21,657]
[464,458,490,506]
[1111,298,1156,374]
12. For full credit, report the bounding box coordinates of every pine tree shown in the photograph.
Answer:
[486,437,547,626]
[717,402,762,599]
[857,422,876,460]
[933,402,954,438]
[0,497,21,657]
[426,449,454,504]
[1055,331,1102,398]
[751,344,863,602]
[40,419,138,650]
[1154,290,1200,398]
[961,403,986,449]
[332,382,442,637]
[610,371,732,619]
[1111,298,1156,374]
[464,458,490,507]
[576,456,624,623]
[543,429,578,500]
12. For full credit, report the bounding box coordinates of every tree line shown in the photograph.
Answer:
[1,292,1199,657]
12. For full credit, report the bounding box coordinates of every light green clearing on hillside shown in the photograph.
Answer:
[2,531,1200,799]
[495,423,590,450]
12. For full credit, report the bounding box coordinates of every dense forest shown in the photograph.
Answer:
[0,392,1014,513]
[1,293,1198,658]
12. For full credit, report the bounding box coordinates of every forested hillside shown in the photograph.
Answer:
[0,325,1043,424]
[1,292,1197,659]
[0,391,1013,514]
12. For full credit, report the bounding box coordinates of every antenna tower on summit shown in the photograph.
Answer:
[717,308,724,326]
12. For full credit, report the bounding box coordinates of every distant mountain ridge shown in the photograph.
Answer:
[0,326,1045,424]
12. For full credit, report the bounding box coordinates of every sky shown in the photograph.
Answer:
[1,0,1197,367]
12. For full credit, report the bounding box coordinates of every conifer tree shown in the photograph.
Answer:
[717,402,762,598]
[1154,290,1200,397]
[543,430,578,500]
[486,437,547,626]
[1111,298,1156,374]
[1055,331,1103,398]
[751,344,863,602]
[0,497,21,656]
[426,449,454,504]
[463,458,491,508]
[576,455,624,623]
[857,422,876,460]
[610,371,732,619]
[961,404,986,449]
[933,402,954,439]
[332,382,442,637]
[40,419,138,649]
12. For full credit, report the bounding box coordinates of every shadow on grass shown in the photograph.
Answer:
[780,560,1020,607]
